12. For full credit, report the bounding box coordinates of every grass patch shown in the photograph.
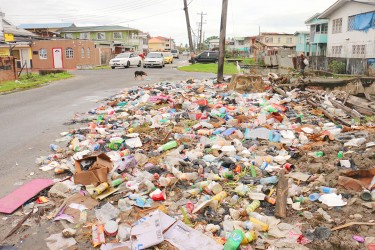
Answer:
[226,58,255,65]
[93,65,111,70]
[178,63,238,75]
[0,72,73,93]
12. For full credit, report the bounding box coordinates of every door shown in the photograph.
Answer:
[20,49,31,68]
[52,48,63,68]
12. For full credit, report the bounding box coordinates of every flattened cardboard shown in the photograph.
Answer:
[74,153,113,185]
[131,210,176,249]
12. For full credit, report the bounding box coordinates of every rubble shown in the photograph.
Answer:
[1,75,375,249]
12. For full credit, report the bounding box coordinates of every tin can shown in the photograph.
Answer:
[93,182,109,195]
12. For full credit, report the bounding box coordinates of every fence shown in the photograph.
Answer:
[308,56,372,75]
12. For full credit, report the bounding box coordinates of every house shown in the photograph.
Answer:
[305,13,328,56]
[294,31,310,56]
[259,32,296,50]
[59,25,141,52]
[0,13,38,70]
[138,32,150,53]
[208,38,220,50]
[31,39,100,70]
[318,0,375,74]
[18,23,75,38]
[148,36,175,51]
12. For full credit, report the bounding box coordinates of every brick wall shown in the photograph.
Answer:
[31,40,100,70]
[0,56,16,82]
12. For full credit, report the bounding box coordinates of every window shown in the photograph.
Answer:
[64,33,73,39]
[87,48,90,58]
[113,32,122,39]
[277,37,281,44]
[331,46,342,56]
[352,45,366,55]
[65,47,73,59]
[238,40,244,46]
[97,32,105,40]
[287,37,293,43]
[332,18,342,33]
[80,32,89,39]
[81,47,85,58]
[322,24,328,34]
[265,37,273,43]
[39,48,47,59]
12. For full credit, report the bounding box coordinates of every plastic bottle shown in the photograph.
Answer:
[337,151,344,159]
[309,193,320,201]
[249,217,269,231]
[93,182,109,195]
[242,231,257,244]
[319,186,337,194]
[250,165,257,177]
[224,229,245,250]
[308,151,324,158]
[248,212,268,223]
[246,200,261,214]
[242,221,254,230]
[248,192,266,201]
[111,178,126,187]
[259,176,278,185]
[50,144,61,152]
[230,195,239,205]
[157,141,178,152]
[211,191,227,202]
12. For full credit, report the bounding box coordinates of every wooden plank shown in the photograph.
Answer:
[275,170,288,218]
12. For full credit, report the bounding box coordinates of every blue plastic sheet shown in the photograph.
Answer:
[354,12,375,32]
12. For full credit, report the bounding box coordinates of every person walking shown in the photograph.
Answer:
[300,53,307,78]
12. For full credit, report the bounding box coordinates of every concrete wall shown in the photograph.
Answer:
[31,40,100,70]
[326,2,375,58]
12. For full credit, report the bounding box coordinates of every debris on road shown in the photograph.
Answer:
[1,74,375,249]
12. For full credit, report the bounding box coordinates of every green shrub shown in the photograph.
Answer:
[329,60,346,74]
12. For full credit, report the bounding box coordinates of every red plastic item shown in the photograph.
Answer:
[186,201,194,213]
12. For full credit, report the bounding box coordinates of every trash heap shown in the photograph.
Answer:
[1,77,375,250]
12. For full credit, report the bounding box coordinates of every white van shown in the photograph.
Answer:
[171,49,179,59]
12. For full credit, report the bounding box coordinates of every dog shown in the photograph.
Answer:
[134,71,148,80]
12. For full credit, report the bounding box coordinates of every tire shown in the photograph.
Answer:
[126,61,130,68]
[163,63,165,67]
[111,66,115,69]
[137,61,141,67]
[171,60,173,64]
[143,65,146,68]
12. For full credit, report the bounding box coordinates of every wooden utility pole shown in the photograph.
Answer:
[197,12,207,51]
[217,0,228,82]
[183,0,195,63]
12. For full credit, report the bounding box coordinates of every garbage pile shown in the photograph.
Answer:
[1,77,375,250]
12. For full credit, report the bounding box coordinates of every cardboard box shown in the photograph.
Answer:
[74,153,113,185]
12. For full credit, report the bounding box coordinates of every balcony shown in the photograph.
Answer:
[313,33,327,44]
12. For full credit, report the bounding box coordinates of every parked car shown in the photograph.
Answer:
[182,51,190,56]
[191,51,219,63]
[162,52,174,64]
[109,52,141,69]
[171,49,179,59]
[143,52,165,68]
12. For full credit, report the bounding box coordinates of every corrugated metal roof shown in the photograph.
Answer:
[18,23,75,29]
[59,25,138,33]
[3,19,37,37]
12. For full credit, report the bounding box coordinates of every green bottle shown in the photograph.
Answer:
[224,229,245,250]
[157,141,178,152]
[250,165,257,177]
[337,151,343,159]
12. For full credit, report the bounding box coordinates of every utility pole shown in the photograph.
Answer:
[197,11,207,51]
[217,0,228,82]
[183,0,195,63]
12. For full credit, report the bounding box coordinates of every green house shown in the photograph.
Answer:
[305,13,328,56]
[58,25,141,51]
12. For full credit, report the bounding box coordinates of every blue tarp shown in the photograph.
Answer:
[354,12,375,32]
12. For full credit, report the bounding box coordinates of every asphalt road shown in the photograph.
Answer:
[0,57,215,197]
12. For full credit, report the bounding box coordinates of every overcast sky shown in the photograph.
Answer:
[2,0,337,45]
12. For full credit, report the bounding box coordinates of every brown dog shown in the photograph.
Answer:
[134,71,147,80]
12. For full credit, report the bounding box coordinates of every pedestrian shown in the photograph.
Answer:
[300,53,308,78]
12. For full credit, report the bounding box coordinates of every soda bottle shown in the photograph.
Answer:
[246,200,261,214]
[318,186,337,194]
[249,217,269,231]
[241,231,257,244]
[157,141,178,152]
[211,191,227,202]
[224,229,245,250]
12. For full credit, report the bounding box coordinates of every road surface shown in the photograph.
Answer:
[0,58,215,197]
